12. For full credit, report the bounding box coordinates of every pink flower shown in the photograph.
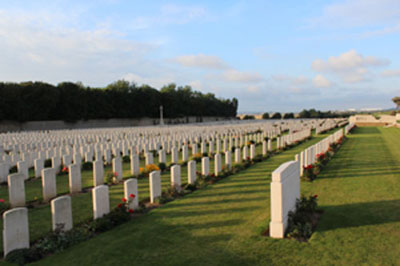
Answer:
[0,199,4,203]
[113,172,118,177]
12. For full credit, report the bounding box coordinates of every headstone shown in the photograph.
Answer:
[51,196,72,231]
[145,152,154,165]
[171,147,178,164]
[2,207,29,256]
[225,151,232,170]
[269,160,300,238]
[8,173,25,207]
[17,161,29,180]
[170,165,181,191]
[187,160,196,184]
[235,148,241,163]
[93,160,104,187]
[34,158,44,178]
[68,164,81,193]
[149,171,161,203]
[124,179,139,210]
[158,150,166,164]
[52,156,61,174]
[202,157,209,176]
[250,144,256,159]
[0,163,9,183]
[112,157,123,181]
[214,153,222,176]
[130,154,140,176]
[42,168,57,202]
[92,185,110,219]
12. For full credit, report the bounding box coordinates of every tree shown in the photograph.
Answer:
[271,112,282,119]
[242,115,255,120]
[283,113,294,119]
[262,112,270,119]
[393,97,400,109]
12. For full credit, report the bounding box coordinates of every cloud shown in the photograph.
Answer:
[132,4,209,30]
[310,0,400,28]
[382,69,400,77]
[272,74,309,85]
[0,8,160,86]
[173,54,229,69]
[312,74,332,88]
[312,50,389,83]
[222,69,264,83]
[121,73,175,88]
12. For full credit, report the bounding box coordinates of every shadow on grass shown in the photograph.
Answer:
[318,199,400,232]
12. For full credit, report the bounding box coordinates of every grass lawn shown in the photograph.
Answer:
[29,127,400,265]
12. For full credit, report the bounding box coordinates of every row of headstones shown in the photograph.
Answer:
[0,117,331,155]
[269,120,348,238]
[2,178,139,257]
[297,128,344,175]
[315,119,339,135]
[5,136,277,211]
[0,122,284,152]
[1,130,279,167]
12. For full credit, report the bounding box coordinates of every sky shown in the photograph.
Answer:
[0,0,399,113]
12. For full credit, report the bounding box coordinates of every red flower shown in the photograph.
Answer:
[117,203,122,208]
[313,194,318,198]
[0,199,4,203]
[129,193,135,198]
[113,172,118,177]
[128,209,134,214]
[122,198,127,202]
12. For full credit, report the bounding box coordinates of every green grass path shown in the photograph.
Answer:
[34,127,400,265]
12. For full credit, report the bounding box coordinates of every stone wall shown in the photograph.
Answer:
[0,116,233,132]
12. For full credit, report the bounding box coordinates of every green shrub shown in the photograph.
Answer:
[44,159,52,168]
[81,162,93,171]
[286,195,319,240]
[158,162,167,172]
[122,155,130,163]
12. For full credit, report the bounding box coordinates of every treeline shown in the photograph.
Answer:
[297,109,352,118]
[0,81,238,122]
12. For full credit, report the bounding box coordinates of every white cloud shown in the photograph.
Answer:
[312,50,389,83]
[313,74,332,88]
[382,69,400,78]
[272,74,309,85]
[311,0,400,28]
[121,73,175,88]
[173,54,229,69]
[132,4,209,30]
[188,80,203,90]
[247,85,260,93]
[0,8,159,86]
[222,70,264,83]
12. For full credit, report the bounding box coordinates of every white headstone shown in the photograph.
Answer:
[42,168,57,202]
[124,179,139,210]
[92,185,110,219]
[270,160,300,238]
[8,173,25,207]
[149,171,161,203]
[93,160,104,187]
[68,164,82,193]
[2,207,29,256]
[51,195,73,231]
[187,160,196,184]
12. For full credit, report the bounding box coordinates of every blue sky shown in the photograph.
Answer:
[0,0,399,112]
